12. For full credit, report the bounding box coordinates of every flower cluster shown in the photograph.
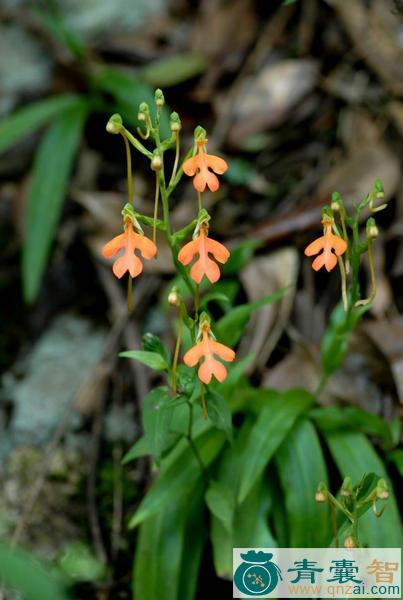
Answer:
[102,94,235,388]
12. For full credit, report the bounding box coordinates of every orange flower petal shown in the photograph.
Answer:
[183,341,204,367]
[206,237,230,264]
[102,233,126,259]
[112,253,143,279]
[182,155,199,176]
[205,154,228,175]
[198,357,227,383]
[331,234,347,256]
[205,170,220,192]
[209,340,236,362]
[136,233,157,259]
[193,171,207,192]
[178,238,200,265]
[190,256,220,284]
[304,236,325,257]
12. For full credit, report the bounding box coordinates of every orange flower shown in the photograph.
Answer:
[102,221,157,278]
[305,216,347,272]
[182,140,228,192]
[178,226,230,283]
[183,324,235,384]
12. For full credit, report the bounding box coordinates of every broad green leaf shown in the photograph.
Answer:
[311,405,398,450]
[325,431,402,547]
[93,67,170,136]
[122,436,149,464]
[129,428,226,527]
[237,389,314,503]
[142,53,207,87]
[0,94,84,154]
[142,387,174,462]
[205,480,235,533]
[22,101,88,302]
[205,390,232,441]
[142,332,171,365]
[119,350,168,371]
[210,420,276,578]
[215,288,287,347]
[134,482,204,600]
[275,418,331,546]
[0,543,69,600]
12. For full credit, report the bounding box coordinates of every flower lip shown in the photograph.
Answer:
[183,323,235,384]
[178,226,230,284]
[182,141,228,193]
[304,217,347,272]
[102,222,157,279]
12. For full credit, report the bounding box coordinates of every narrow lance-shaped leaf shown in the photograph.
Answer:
[0,94,84,154]
[237,389,314,503]
[22,101,89,302]
[275,418,331,547]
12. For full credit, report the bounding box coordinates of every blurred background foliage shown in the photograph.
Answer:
[0,0,402,598]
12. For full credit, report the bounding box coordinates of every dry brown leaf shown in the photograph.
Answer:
[362,318,403,405]
[238,248,299,371]
[228,59,319,145]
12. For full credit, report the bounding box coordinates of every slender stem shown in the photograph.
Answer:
[127,276,133,313]
[168,132,180,188]
[121,127,153,159]
[200,383,207,419]
[355,238,376,307]
[123,135,133,206]
[172,312,183,394]
[338,256,348,311]
[329,499,339,548]
[197,190,202,212]
[152,171,160,247]
[195,284,200,319]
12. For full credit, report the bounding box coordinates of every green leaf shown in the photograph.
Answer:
[142,53,207,87]
[119,350,168,371]
[210,418,277,578]
[122,436,149,464]
[142,332,171,365]
[0,542,69,600]
[321,301,365,377]
[22,101,89,302]
[275,418,331,546]
[215,288,288,347]
[134,482,205,600]
[205,390,232,441]
[325,431,402,547]
[205,480,235,533]
[237,389,314,503]
[142,387,174,462]
[0,94,84,154]
[129,428,226,527]
[311,405,398,450]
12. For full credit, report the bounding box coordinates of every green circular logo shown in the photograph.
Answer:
[234,551,282,596]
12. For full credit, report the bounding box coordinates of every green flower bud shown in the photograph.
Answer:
[155,89,165,107]
[170,111,182,132]
[106,113,123,134]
